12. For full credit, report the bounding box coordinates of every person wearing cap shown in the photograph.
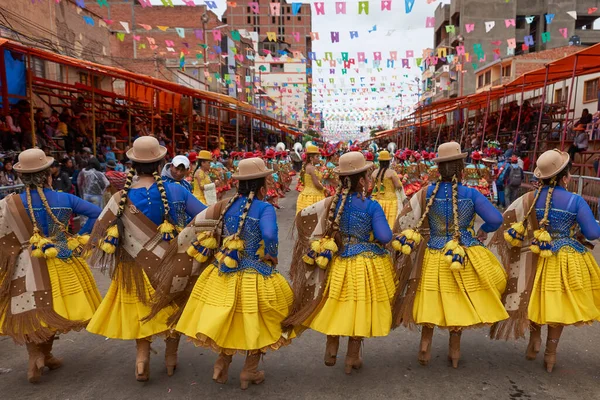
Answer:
[491,149,600,373]
[371,150,406,228]
[161,155,193,193]
[285,151,396,375]
[296,144,325,214]
[192,150,217,205]
[50,160,72,193]
[394,141,507,369]
[150,157,294,389]
[86,137,206,382]
[0,149,102,383]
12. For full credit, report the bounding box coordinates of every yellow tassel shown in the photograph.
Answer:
[538,230,551,243]
[392,240,402,251]
[106,225,119,239]
[302,254,315,265]
[215,252,225,263]
[100,242,116,254]
[540,250,553,258]
[443,240,459,252]
[186,246,199,258]
[44,246,58,259]
[30,232,43,246]
[68,237,81,250]
[78,235,90,245]
[453,245,466,257]
[194,253,208,263]
[401,244,412,255]
[200,236,217,250]
[32,247,44,258]
[159,221,175,234]
[445,255,453,264]
[530,244,541,254]
[321,237,338,253]
[512,221,526,235]
[223,256,237,269]
[310,240,322,253]
[315,256,329,269]
[450,261,463,271]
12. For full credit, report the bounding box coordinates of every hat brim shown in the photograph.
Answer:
[378,156,392,161]
[534,152,570,180]
[433,152,468,164]
[231,169,273,180]
[334,161,373,176]
[126,146,168,163]
[13,156,55,173]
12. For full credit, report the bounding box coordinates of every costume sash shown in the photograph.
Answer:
[489,191,539,340]
[281,196,335,332]
[0,194,82,344]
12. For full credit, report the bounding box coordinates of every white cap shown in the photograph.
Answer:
[171,155,190,169]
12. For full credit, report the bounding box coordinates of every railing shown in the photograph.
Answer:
[0,184,24,199]
[521,172,600,218]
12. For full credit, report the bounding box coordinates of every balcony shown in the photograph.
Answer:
[448,81,459,97]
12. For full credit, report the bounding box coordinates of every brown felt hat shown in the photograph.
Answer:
[13,148,54,173]
[433,141,468,163]
[334,151,373,176]
[232,157,273,180]
[534,149,570,180]
[126,136,167,163]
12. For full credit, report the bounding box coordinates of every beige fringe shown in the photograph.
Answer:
[1,307,88,345]
[189,333,292,356]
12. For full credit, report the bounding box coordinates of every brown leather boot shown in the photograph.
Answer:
[135,339,151,382]
[344,337,363,374]
[240,353,265,390]
[448,331,461,369]
[39,335,63,370]
[165,335,180,377]
[324,335,340,367]
[26,342,45,383]
[418,326,434,366]
[212,352,233,384]
[544,325,564,373]
[526,323,542,361]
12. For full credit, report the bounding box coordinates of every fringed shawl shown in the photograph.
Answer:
[489,191,539,340]
[390,187,430,329]
[281,197,335,333]
[145,198,231,327]
[0,194,86,344]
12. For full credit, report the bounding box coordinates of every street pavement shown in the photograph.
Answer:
[1,182,600,400]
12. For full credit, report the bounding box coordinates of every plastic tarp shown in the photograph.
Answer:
[3,50,25,104]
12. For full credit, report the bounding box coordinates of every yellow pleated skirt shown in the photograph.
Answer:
[176,264,294,354]
[528,247,600,325]
[373,197,397,230]
[296,192,325,214]
[86,265,176,340]
[304,253,397,338]
[0,257,101,337]
[413,246,508,329]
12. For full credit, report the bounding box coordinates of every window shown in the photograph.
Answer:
[298,16,301,21]
[584,79,599,103]
[271,63,284,73]
[502,64,511,77]
[516,15,526,29]
[477,74,484,88]
[287,16,290,21]
[272,16,276,24]
[222,17,227,24]
[555,87,568,103]
[484,70,491,85]
[32,57,45,78]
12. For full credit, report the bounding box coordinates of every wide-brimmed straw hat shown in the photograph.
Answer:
[232,157,273,180]
[334,151,373,176]
[305,145,320,154]
[433,141,467,163]
[197,150,213,161]
[534,149,570,180]
[378,150,392,161]
[13,148,54,173]
[126,136,167,163]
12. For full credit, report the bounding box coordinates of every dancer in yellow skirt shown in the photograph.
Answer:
[296,144,325,214]
[86,137,205,381]
[151,157,293,390]
[285,151,396,375]
[371,150,406,228]
[0,148,102,383]
[192,150,216,205]
[393,142,507,368]
[491,149,600,373]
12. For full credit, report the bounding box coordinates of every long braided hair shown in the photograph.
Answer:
[300,153,317,186]
[373,160,390,196]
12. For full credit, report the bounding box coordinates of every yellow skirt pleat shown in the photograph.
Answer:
[304,253,397,338]
[296,192,325,214]
[176,265,294,353]
[86,265,175,340]
[373,197,397,229]
[413,246,508,328]
[528,247,600,325]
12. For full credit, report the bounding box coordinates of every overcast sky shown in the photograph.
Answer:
[149,0,440,141]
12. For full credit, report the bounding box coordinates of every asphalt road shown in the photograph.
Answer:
[1,182,600,400]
